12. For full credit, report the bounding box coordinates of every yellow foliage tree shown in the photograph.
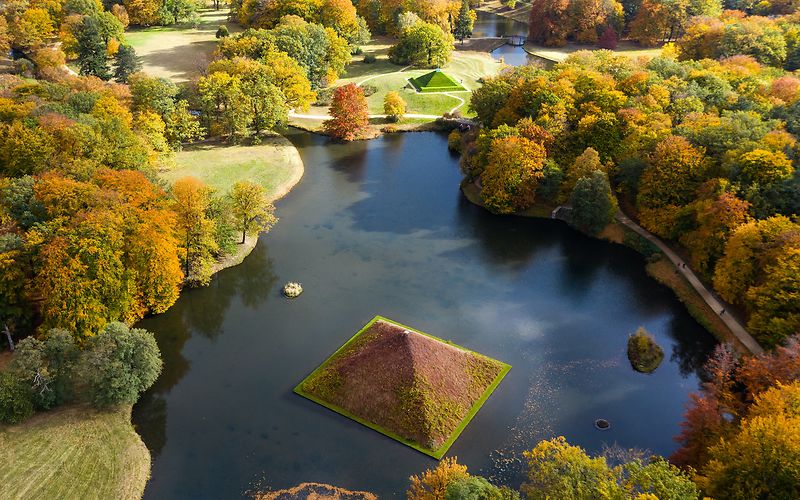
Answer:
[407,457,469,500]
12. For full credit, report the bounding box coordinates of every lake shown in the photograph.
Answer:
[133,130,716,498]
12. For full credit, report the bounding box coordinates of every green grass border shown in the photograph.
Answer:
[408,76,467,93]
[294,315,511,459]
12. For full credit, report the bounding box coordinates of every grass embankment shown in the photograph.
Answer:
[160,136,304,274]
[0,405,150,500]
[646,257,748,350]
[295,316,510,459]
[523,41,663,64]
[160,136,304,201]
[126,8,238,82]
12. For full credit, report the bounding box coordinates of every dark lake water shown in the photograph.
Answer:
[132,130,716,498]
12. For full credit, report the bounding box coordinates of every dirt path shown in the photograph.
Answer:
[616,213,764,354]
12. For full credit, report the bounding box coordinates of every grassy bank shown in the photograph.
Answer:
[0,405,150,500]
[160,136,304,201]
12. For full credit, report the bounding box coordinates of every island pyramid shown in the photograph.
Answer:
[295,317,510,458]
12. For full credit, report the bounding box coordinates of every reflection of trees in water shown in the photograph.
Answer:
[186,244,277,340]
[450,195,561,269]
[667,315,717,380]
[132,244,276,457]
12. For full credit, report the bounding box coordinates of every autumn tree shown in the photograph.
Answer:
[171,177,218,286]
[389,22,454,67]
[228,181,277,244]
[522,437,623,499]
[628,0,669,46]
[408,457,470,500]
[679,186,751,277]
[701,382,800,499]
[480,136,547,214]
[383,91,406,121]
[528,0,570,46]
[324,83,369,141]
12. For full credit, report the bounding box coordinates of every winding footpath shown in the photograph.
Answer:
[615,213,764,354]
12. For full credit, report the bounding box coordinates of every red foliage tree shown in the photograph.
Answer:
[597,26,618,50]
[323,83,369,141]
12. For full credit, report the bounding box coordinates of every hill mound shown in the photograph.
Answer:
[295,317,510,458]
[409,70,467,93]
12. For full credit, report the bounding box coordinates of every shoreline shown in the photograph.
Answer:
[208,133,305,278]
[460,181,757,353]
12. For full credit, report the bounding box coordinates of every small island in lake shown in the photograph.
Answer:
[627,327,665,374]
[295,317,510,458]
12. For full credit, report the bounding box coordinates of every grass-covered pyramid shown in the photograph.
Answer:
[295,316,510,458]
[409,69,467,93]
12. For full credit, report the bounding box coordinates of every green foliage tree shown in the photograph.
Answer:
[389,22,454,67]
[228,181,278,244]
[113,44,141,83]
[0,371,35,424]
[76,15,111,80]
[446,476,519,499]
[82,322,162,408]
[569,171,618,235]
[453,0,473,43]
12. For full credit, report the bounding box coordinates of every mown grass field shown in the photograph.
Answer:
[161,136,304,200]
[0,405,150,500]
[126,8,238,82]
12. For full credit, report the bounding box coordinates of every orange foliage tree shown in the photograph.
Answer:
[323,83,369,141]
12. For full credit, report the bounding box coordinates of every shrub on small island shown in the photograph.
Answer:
[627,327,664,373]
[283,282,303,297]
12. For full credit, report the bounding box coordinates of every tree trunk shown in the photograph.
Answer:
[242,217,247,244]
[3,323,13,352]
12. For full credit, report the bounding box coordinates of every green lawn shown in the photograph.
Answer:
[0,405,150,500]
[305,38,502,117]
[126,8,238,82]
[161,136,304,200]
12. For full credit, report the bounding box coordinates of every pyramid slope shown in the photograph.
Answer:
[295,317,510,458]
[409,70,466,93]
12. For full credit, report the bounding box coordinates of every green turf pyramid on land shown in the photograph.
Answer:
[409,69,466,93]
[295,317,510,458]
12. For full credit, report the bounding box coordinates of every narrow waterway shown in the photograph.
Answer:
[133,130,715,498]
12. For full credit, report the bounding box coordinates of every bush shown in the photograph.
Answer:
[313,87,335,106]
[0,372,35,424]
[215,25,229,38]
[448,129,462,153]
[363,54,377,63]
[83,322,162,408]
[360,84,378,97]
[627,327,664,373]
